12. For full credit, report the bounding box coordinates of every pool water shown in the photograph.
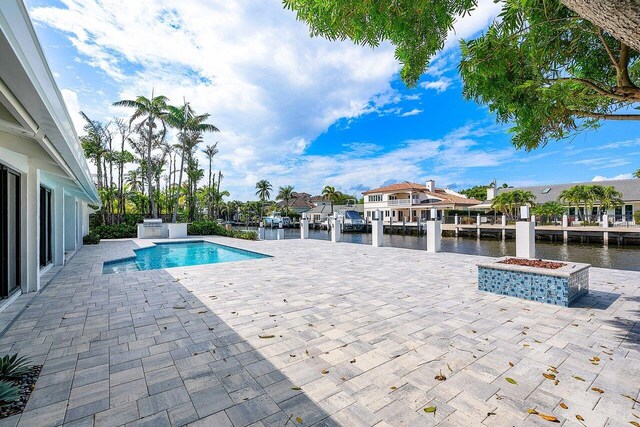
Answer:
[102,241,269,274]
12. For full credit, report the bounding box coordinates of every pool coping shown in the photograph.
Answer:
[101,239,272,274]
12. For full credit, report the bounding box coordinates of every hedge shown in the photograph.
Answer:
[188,221,257,240]
[91,223,137,239]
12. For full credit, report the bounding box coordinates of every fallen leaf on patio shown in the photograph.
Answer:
[259,335,275,339]
[534,339,542,343]
[548,366,558,373]
[506,377,517,385]
[197,311,207,314]
[390,386,397,390]
[321,369,329,374]
[447,364,453,372]
[173,306,185,309]
[629,422,640,427]
[269,314,276,317]
[350,359,356,363]
[603,351,613,355]
[291,387,302,390]
[537,413,559,422]
[543,373,556,380]
[559,402,568,409]
[509,362,514,367]
[340,377,346,381]
[296,416,303,424]
[527,409,539,414]
[290,354,296,358]
[573,376,585,381]
[623,394,640,404]
[487,412,496,416]
[472,330,477,333]
[592,356,600,362]
[423,406,437,414]
[554,380,559,385]
[435,372,447,381]
[576,415,585,421]
[591,387,605,394]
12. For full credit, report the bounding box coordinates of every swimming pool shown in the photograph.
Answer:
[102,241,269,274]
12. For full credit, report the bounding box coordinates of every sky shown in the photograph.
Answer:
[25,0,640,200]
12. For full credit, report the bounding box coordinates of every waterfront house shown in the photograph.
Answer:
[362,180,480,223]
[275,191,315,214]
[479,179,640,224]
[0,0,100,305]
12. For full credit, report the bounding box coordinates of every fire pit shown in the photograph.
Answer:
[477,256,589,307]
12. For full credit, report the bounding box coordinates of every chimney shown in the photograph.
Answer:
[425,180,435,192]
[487,186,496,201]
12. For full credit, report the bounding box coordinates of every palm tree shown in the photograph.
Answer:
[203,143,219,219]
[113,92,169,218]
[255,180,273,220]
[634,169,640,179]
[321,185,338,214]
[598,185,623,215]
[277,185,294,216]
[125,169,143,194]
[164,102,219,222]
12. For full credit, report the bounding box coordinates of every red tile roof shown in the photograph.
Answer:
[362,182,427,195]
[363,181,480,206]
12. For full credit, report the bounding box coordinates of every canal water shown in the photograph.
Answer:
[239,227,640,271]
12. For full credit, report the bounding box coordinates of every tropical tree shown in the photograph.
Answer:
[285,0,640,150]
[634,169,640,178]
[321,185,339,214]
[491,190,536,219]
[460,0,640,150]
[113,93,169,218]
[203,143,219,218]
[277,185,295,216]
[532,201,567,224]
[164,102,219,222]
[255,180,273,220]
[597,185,624,214]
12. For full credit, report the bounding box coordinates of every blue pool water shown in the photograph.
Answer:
[102,241,269,274]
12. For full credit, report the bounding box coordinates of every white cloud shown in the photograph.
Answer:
[421,78,452,93]
[592,173,634,181]
[30,0,502,199]
[401,108,423,117]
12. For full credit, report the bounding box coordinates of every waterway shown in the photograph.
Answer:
[239,227,640,271]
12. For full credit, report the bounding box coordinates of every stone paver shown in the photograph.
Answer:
[0,236,638,426]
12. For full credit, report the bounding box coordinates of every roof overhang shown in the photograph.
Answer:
[0,0,100,205]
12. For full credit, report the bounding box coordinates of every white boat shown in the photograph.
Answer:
[262,213,292,227]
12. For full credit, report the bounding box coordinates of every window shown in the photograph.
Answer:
[40,186,53,268]
[367,194,382,202]
[625,205,633,222]
[385,210,390,217]
[1,165,20,298]
[615,206,623,222]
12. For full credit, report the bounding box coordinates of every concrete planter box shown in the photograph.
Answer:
[477,257,590,307]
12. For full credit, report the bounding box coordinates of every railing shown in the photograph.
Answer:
[387,199,418,206]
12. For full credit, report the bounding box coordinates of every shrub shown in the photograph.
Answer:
[0,354,30,381]
[91,223,137,239]
[635,211,640,225]
[188,221,257,240]
[83,232,100,245]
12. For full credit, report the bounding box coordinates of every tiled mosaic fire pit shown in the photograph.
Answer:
[477,257,590,307]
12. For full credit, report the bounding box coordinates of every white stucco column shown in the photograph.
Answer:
[602,213,609,244]
[276,222,284,240]
[454,214,459,225]
[64,194,77,252]
[372,210,384,247]
[258,221,265,240]
[531,214,536,226]
[53,186,64,266]
[501,215,507,226]
[427,208,441,253]
[331,214,342,243]
[516,206,535,259]
[24,163,40,293]
[300,213,309,239]
[562,214,568,242]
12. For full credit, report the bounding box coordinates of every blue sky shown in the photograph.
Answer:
[26,0,640,200]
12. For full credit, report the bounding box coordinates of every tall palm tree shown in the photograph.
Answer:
[164,102,219,222]
[321,185,338,214]
[113,92,169,218]
[255,180,273,220]
[277,185,294,216]
[634,169,640,179]
[125,169,143,194]
[203,143,219,219]
[597,185,623,215]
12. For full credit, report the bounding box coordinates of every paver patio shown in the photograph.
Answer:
[0,237,638,426]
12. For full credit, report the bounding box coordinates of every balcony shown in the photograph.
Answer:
[387,199,419,206]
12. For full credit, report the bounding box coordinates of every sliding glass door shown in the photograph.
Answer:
[40,186,52,268]
[0,165,20,298]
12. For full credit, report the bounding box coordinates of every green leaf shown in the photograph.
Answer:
[506,377,517,385]
[423,406,437,414]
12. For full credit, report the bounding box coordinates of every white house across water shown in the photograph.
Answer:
[362,180,480,223]
[0,1,100,306]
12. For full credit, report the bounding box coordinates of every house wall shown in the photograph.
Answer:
[1,131,90,296]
